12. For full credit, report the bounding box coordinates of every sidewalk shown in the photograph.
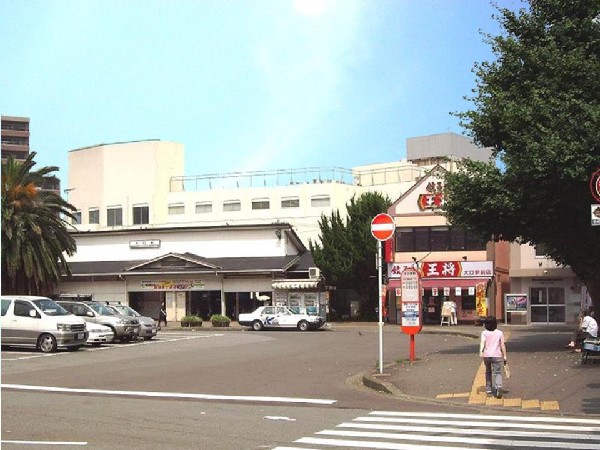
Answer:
[361,322,600,416]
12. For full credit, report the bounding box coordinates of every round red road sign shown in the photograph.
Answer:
[371,213,395,241]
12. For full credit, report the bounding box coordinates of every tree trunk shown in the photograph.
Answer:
[587,278,600,317]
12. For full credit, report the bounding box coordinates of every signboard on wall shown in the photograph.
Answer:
[140,279,205,291]
[388,261,493,279]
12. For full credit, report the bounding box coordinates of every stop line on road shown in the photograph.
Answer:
[273,410,600,449]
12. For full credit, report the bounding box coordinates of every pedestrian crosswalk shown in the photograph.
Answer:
[272,411,600,449]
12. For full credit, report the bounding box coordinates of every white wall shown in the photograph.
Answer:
[67,227,295,262]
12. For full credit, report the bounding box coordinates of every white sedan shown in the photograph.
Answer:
[238,306,325,331]
[86,323,114,346]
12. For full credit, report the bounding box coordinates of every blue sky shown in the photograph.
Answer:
[1,0,520,190]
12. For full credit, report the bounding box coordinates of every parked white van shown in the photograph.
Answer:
[0,295,88,353]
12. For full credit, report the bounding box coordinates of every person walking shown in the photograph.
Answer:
[566,309,598,352]
[480,316,507,399]
[158,303,168,327]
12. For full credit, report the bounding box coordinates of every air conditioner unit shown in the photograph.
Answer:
[308,267,320,280]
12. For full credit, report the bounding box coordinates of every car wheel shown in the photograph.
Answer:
[119,336,132,343]
[66,345,82,352]
[298,320,310,332]
[251,320,264,331]
[38,334,58,353]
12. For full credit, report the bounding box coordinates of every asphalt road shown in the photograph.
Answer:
[1,326,594,449]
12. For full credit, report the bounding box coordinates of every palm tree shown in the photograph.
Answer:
[1,152,77,295]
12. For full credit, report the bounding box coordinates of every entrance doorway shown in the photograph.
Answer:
[530,287,565,323]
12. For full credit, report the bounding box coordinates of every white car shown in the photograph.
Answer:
[86,323,114,346]
[238,306,325,331]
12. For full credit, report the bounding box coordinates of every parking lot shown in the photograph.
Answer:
[1,330,215,361]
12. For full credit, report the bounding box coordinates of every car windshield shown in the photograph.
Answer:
[32,299,70,316]
[89,303,117,316]
[115,305,140,316]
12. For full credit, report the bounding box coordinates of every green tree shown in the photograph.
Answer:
[310,192,392,319]
[444,0,600,312]
[1,152,77,294]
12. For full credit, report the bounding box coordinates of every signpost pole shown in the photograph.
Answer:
[371,213,395,376]
[377,239,383,375]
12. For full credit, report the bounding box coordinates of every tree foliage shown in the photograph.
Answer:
[1,152,77,294]
[444,0,600,310]
[310,192,392,318]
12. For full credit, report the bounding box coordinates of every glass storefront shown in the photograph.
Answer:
[530,287,565,323]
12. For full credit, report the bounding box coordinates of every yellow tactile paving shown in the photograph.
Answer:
[436,392,470,399]
[468,393,488,404]
[437,331,561,411]
[503,398,522,407]
[451,392,470,398]
[522,399,541,409]
[541,401,560,411]
[486,397,503,406]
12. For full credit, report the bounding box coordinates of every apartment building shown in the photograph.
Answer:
[1,115,30,161]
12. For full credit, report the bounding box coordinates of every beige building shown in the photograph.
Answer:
[67,132,491,246]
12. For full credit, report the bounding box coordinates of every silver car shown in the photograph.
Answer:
[0,296,88,353]
[108,304,158,340]
[57,300,140,343]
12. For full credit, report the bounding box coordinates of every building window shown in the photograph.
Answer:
[168,203,185,215]
[132,205,149,224]
[223,200,241,212]
[430,227,450,251]
[395,226,486,252]
[252,198,270,210]
[72,211,82,225]
[281,197,300,208]
[195,202,212,214]
[88,208,99,224]
[107,207,122,226]
[311,195,330,207]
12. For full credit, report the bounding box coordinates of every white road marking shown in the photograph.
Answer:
[370,410,600,424]
[1,384,336,405]
[264,416,297,421]
[296,437,485,449]
[1,333,224,358]
[317,429,594,449]
[274,410,600,450]
[338,422,596,442]
[1,440,87,446]
[355,415,600,432]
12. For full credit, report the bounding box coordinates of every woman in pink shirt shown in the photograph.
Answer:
[480,316,507,399]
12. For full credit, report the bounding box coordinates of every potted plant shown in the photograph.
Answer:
[210,314,231,327]
[180,315,202,327]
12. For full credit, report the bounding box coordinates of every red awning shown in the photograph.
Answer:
[421,278,489,289]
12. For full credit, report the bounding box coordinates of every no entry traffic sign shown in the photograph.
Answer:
[371,213,395,241]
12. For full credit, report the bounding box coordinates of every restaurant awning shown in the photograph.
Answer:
[271,280,320,290]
